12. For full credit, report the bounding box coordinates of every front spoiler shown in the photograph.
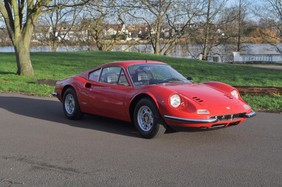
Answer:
[164,110,256,124]
[164,115,217,123]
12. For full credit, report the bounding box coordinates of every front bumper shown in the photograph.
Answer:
[245,110,256,118]
[164,115,217,123]
[163,110,256,128]
[164,110,256,123]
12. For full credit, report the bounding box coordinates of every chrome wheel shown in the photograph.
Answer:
[134,98,167,138]
[137,105,154,132]
[63,88,83,120]
[64,93,75,115]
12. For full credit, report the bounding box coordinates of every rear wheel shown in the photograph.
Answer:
[133,98,166,138]
[63,88,83,120]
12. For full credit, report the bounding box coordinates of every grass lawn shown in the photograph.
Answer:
[0,51,281,112]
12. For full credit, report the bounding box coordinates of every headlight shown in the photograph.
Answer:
[231,90,239,99]
[170,94,181,108]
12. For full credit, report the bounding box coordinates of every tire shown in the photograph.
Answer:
[63,88,83,120]
[133,98,166,139]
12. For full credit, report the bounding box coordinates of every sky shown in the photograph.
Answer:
[0,0,267,28]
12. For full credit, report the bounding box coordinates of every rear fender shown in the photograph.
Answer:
[58,76,87,100]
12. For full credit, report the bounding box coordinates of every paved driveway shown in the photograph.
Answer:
[0,93,281,186]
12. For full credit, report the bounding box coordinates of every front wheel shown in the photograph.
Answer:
[133,98,166,139]
[63,88,83,120]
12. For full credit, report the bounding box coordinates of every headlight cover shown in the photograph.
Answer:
[170,94,181,108]
[231,90,239,99]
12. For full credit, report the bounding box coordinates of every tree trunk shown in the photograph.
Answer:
[50,41,59,52]
[236,0,242,52]
[154,36,160,55]
[14,40,34,76]
[154,19,162,55]
[203,0,211,61]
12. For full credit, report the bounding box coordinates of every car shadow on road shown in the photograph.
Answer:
[0,95,140,138]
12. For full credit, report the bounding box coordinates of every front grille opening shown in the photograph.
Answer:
[211,124,227,129]
[228,121,240,127]
[214,113,245,121]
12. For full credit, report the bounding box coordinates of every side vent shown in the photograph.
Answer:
[192,96,204,103]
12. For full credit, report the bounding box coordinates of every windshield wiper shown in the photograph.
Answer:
[157,78,182,84]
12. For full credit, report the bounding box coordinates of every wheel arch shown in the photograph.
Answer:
[61,84,84,120]
[129,93,159,122]
[203,81,236,93]
[61,85,76,99]
[202,81,245,101]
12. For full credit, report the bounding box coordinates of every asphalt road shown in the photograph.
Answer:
[0,93,281,186]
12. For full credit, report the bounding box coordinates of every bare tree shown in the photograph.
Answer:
[163,0,206,56]
[126,0,173,55]
[255,0,282,53]
[40,0,83,52]
[0,0,88,76]
[0,1,51,75]
[201,0,228,60]
[236,0,243,51]
[217,0,249,53]
[79,0,127,51]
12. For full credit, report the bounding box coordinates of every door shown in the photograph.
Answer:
[82,66,132,121]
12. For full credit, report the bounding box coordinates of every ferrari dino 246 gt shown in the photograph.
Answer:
[53,60,256,138]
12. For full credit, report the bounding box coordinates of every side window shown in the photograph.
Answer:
[101,67,121,84]
[89,68,101,82]
[100,66,130,86]
[118,69,130,86]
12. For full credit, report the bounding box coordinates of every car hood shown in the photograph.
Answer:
[159,83,246,114]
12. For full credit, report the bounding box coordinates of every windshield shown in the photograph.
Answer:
[128,64,190,87]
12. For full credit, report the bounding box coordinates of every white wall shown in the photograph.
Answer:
[233,52,282,64]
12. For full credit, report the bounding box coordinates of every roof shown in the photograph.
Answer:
[102,60,166,68]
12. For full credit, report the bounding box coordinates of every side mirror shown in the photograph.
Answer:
[187,77,193,82]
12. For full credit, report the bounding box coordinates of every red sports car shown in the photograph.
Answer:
[53,60,255,138]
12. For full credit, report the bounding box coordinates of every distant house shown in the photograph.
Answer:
[103,23,130,40]
[0,27,11,43]
[33,25,89,43]
[47,25,76,41]
[105,24,127,35]
[32,22,180,43]
[128,24,148,39]
[127,24,155,40]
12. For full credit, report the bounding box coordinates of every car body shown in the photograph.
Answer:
[53,60,256,138]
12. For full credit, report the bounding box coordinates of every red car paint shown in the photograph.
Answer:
[53,60,255,129]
